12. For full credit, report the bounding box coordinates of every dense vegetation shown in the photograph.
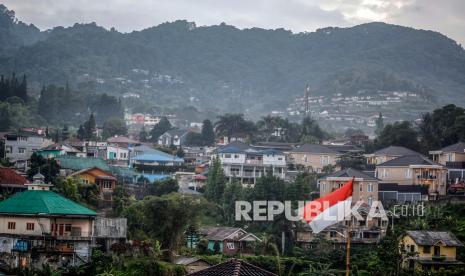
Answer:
[1,5,465,114]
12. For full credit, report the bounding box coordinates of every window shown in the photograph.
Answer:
[359,183,363,192]
[405,169,411,178]
[65,224,72,232]
[5,146,12,153]
[423,246,431,254]
[7,222,16,230]
[368,196,373,206]
[368,183,373,192]
[18,148,26,154]
[329,231,337,238]
[234,154,239,158]
[225,154,231,158]
[26,223,34,231]
[226,242,235,250]
[321,156,329,165]
[382,169,388,178]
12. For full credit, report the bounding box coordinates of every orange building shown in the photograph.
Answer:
[70,167,117,205]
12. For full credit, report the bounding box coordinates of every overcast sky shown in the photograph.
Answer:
[3,0,465,44]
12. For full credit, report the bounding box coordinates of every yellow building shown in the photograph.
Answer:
[401,231,463,271]
[286,144,341,173]
[69,167,117,204]
[375,155,447,199]
[365,146,420,165]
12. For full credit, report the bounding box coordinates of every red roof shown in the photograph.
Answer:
[0,168,29,185]
[194,175,207,181]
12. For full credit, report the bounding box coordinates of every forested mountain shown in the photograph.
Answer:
[1,4,465,114]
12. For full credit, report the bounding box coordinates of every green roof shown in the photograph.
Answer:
[0,190,97,216]
[55,156,110,171]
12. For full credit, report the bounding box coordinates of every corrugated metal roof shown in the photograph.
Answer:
[55,156,110,171]
[0,190,97,216]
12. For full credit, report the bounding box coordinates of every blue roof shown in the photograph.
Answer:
[131,148,184,163]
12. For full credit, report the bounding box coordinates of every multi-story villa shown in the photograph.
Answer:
[3,132,53,171]
[429,142,465,182]
[375,155,447,199]
[286,144,341,173]
[318,168,379,206]
[215,142,286,185]
[365,146,420,166]
[0,173,97,269]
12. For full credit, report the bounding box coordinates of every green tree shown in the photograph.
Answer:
[375,112,384,136]
[376,121,420,151]
[84,113,97,140]
[102,117,127,139]
[122,193,207,250]
[419,104,465,150]
[27,153,60,183]
[201,119,215,146]
[139,126,148,142]
[222,180,244,225]
[214,113,256,138]
[150,178,179,196]
[150,117,172,142]
[205,156,226,204]
[336,152,366,170]
[62,124,70,141]
[300,116,327,143]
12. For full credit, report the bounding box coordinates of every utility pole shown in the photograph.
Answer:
[304,84,310,117]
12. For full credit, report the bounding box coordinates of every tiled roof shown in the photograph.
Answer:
[290,144,341,154]
[55,156,110,171]
[323,168,379,181]
[0,168,29,185]
[440,142,465,153]
[372,146,420,156]
[377,155,439,167]
[188,259,277,276]
[406,231,463,247]
[0,190,97,216]
[200,227,243,241]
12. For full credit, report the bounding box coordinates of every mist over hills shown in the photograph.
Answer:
[1,4,465,116]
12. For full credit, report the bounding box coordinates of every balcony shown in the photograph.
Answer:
[446,161,465,169]
[245,159,263,165]
[52,230,92,241]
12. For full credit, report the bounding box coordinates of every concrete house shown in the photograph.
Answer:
[0,174,97,270]
[199,227,261,256]
[318,168,379,206]
[429,142,465,182]
[287,144,342,173]
[158,129,192,147]
[3,132,53,171]
[375,155,447,199]
[401,231,463,271]
[365,146,420,165]
[215,142,287,185]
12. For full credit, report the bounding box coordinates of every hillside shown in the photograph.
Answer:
[1,5,465,115]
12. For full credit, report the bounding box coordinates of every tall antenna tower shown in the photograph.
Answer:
[304,84,310,117]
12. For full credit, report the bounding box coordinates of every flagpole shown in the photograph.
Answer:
[345,177,355,276]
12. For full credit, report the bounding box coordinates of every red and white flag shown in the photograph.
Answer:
[302,178,353,233]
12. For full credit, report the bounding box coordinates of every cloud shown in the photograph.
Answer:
[2,0,464,44]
